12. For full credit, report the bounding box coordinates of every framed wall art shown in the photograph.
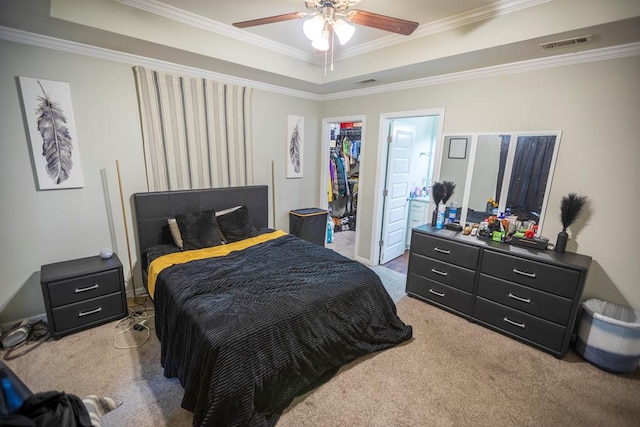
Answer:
[286,115,303,179]
[19,77,84,190]
[448,137,468,159]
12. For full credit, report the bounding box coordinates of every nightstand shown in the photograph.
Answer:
[40,254,127,339]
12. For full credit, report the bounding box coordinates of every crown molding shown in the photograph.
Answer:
[116,0,549,65]
[115,0,315,63]
[0,26,322,101]
[336,0,550,61]
[1,26,637,102]
[324,42,640,100]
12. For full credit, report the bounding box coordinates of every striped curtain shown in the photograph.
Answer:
[133,66,253,191]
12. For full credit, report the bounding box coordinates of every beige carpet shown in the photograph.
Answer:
[3,294,639,426]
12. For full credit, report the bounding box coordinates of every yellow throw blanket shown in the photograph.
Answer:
[147,230,287,299]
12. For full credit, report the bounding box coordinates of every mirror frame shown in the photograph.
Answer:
[435,131,562,234]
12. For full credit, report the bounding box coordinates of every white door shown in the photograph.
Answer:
[380,121,415,264]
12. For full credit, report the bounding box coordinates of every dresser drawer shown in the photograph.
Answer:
[410,253,475,293]
[411,232,479,270]
[408,218,425,229]
[474,297,566,352]
[481,251,579,298]
[477,274,573,325]
[51,292,126,332]
[47,269,122,307]
[409,201,427,214]
[407,274,473,315]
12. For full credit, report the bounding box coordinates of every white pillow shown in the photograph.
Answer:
[215,205,242,217]
[167,218,183,250]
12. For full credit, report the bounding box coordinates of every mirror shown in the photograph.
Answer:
[439,131,561,233]
[464,134,511,224]
[437,135,472,219]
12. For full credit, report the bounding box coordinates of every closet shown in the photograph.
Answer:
[328,122,361,233]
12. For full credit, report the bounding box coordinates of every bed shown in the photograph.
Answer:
[133,186,412,427]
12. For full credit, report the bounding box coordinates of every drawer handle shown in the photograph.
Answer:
[508,293,531,304]
[75,284,99,293]
[503,317,525,329]
[513,268,536,278]
[428,289,445,298]
[434,247,451,255]
[431,268,448,277]
[78,307,102,317]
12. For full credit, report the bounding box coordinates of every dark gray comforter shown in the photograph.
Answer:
[153,234,412,426]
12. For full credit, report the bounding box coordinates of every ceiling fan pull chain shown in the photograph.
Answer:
[330,30,335,72]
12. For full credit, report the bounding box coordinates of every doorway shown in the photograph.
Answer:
[326,120,362,259]
[375,109,444,265]
[318,110,444,266]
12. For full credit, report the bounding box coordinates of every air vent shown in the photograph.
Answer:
[539,35,592,51]
[354,78,377,85]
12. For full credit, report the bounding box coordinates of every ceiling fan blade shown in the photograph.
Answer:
[233,12,305,28]
[348,10,419,36]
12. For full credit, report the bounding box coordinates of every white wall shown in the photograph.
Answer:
[322,55,640,310]
[0,39,321,324]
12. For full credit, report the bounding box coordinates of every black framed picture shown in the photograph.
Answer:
[448,137,467,159]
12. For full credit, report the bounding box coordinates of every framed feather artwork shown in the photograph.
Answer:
[286,115,303,179]
[18,77,84,190]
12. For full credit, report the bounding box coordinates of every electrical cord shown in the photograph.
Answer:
[114,299,155,350]
[2,321,50,361]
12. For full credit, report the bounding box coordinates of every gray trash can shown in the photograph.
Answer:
[576,299,640,373]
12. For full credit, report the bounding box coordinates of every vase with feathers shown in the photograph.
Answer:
[431,182,445,226]
[555,193,588,253]
[430,181,455,228]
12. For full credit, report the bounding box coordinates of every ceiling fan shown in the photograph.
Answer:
[233,1,419,51]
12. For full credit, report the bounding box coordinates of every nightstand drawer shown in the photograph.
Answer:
[51,292,125,332]
[477,274,573,325]
[411,232,479,270]
[407,274,473,315]
[474,297,566,352]
[410,253,475,293]
[48,269,122,307]
[481,251,579,298]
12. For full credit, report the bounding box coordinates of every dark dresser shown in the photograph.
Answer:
[40,254,127,339]
[406,225,592,358]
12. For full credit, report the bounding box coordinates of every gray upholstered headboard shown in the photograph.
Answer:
[132,185,269,263]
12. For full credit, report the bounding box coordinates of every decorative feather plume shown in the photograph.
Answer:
[441,180,456,204]
[36,80,73,184]
[289,119,301,173]
[560,193,588,229]
[431,182,445,206]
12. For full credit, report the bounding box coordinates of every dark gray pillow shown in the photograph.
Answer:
[216,205,258,243]
[175,209,223,250]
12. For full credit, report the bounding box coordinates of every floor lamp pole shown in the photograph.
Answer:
[116,160,137,300]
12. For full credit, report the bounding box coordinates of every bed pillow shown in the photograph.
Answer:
[216,205,258,243]
[167,218,183,250]
[175,209,223,250]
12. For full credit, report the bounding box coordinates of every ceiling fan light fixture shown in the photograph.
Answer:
[303,14,324,41]
[333,18,355,45]
[311,29,330,51]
